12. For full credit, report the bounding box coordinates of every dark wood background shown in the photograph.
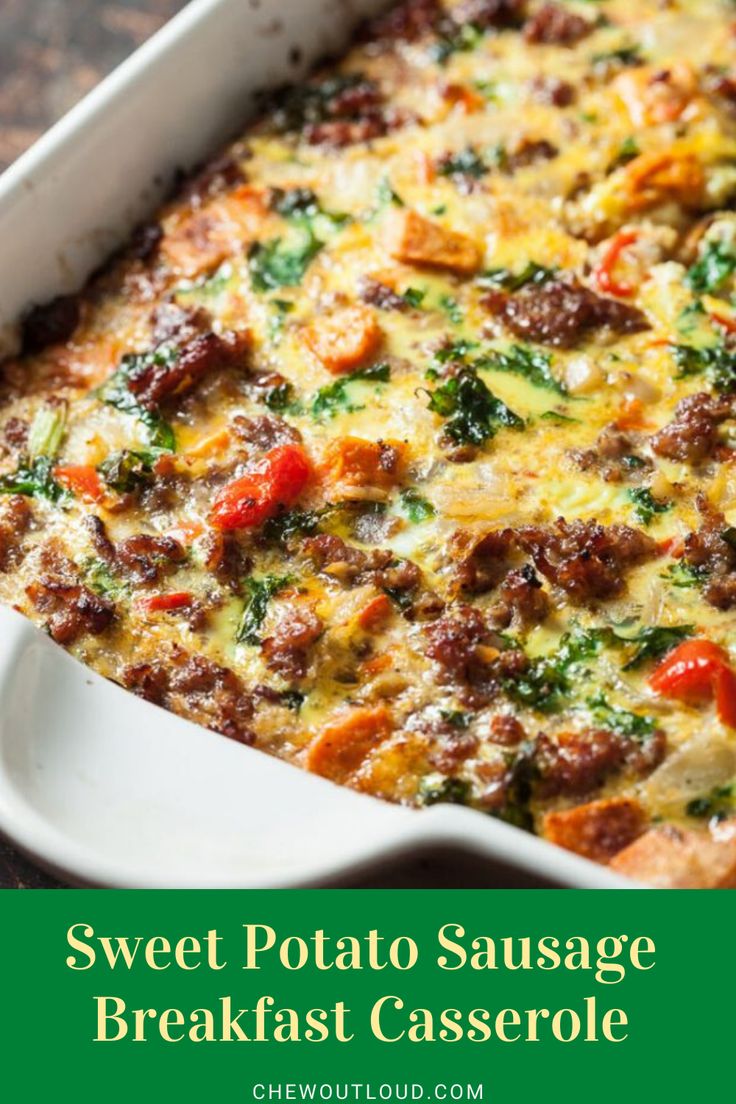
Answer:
[0,0,544,891]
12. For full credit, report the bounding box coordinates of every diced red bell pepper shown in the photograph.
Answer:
[649,639,736,727]
[137,591,193,614]
[593,229,640,298]
[210,443,311,531]
[54,464,103,501]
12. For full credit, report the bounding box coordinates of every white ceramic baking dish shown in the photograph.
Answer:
[0,0,631,888]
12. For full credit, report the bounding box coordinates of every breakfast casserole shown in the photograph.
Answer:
[3,0,736,886]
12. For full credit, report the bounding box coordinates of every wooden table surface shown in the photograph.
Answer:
[0,0,546,892]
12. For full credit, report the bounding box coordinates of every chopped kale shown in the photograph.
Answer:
[430,21,484,65]
[591,44,644,67]
[250,189,348,292]
[432,338,479,366]
[403,287,427,309]
[249,228,323,292]
[437,147,488,180]
[418,776,470,806]
[671,342,736,392]
[311,362,391,419]
[0,455,68,503]
[618,624,694,671]
[427,367,524,446]
[267,298,295,345]
[586,692,656,739]
[480,344,567,396]
[399,488,436,524]
[505,627,617,714]
[628,487,673,526]
[375,176,405,208]
[686,785,734,821]
[439,294,463,324]
[440,709,472,729]
[610,135,640,169]
[262,507,323,546]
[97,449,158,493]
[660,561,708,589]
[264,380,299,413]
[237,574,293,646]
[266,72,378,133]
[477,262,557,293]
[685,240,736,294]
[83,557,126,601]
[97,350,176,451]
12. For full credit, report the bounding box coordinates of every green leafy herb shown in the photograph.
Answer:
[403,287,427,309]
[418,776,470,806]
[430,21,484,64]
[264,380,299,413]
[426,367,524,446]
[27,404,66,460]
[97,350,176,451]
[237,574,293,645]
[480,344,567,396]
[586,692,656,739]
[375,176,405,208]
[671,342,736,392]
[268,298,295,345]
[311,362,391,419]
[439,294,463,324]
[97,449,159,493]
[440,709,472,729]
[399,488,436,523]
[628,487,673,526]
[610,135,640,169]
[262,507,323,546]
[660,561,707,589]
[0,455,68,503]
[504,627,618,714]
[279,690,306,712]
[686,785,734,821]
[618,624,694,671]
[83,557,127,601]
[268,73,377,133]
[437,147,487,179]
[477,263,557,293]
[432,338,479,366]
[249,227,323,292]
[591,44,644,67]
[685,240,736,294]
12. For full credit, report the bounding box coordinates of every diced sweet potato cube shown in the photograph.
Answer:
[306,704,393,783]
[610,821,736,888]
[382,208,480,274]
[320,436,406,496]
[543,798,646,865]
[623,150,704,212]
[162,185,268,278]
[301,305,383,375]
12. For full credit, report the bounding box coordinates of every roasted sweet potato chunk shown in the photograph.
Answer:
[301,305,383,374]
[382,209,480,274]
[306,704,394,783]
[543,797,646,864]
[610,822,736,888]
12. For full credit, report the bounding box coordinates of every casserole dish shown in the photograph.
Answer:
[1,0,734,889]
